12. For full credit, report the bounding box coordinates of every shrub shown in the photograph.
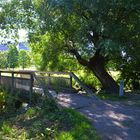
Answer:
[0,91,6,112]
[1,121,12,135]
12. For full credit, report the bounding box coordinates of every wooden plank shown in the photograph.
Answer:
[70,75,72,90]
[1,76,12,87]
[34,73,62,110]
[1,76,30,81]
[36,71,70,75]
[0,70,35,75]
[11,72,14,92]
[0,72,1,85]
[29,74,34,104]
[70,72,99,100]
[0,70,33,93]
[37,76,70,80]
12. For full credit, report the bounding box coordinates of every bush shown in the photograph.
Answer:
[1,121,12,135]
[0,91,6,112]
[75,69,101,90]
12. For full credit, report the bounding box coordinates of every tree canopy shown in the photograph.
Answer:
[18,50,31,69]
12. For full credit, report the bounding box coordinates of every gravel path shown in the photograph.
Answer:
[57,93,140,140]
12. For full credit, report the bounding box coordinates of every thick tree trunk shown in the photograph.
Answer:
[89,52,119,94]
[70,49,119,94]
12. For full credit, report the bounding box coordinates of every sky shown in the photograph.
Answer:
[0,29,28,43]
[18,29,28,42]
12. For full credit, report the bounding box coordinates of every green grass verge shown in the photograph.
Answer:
[96,92,128,101]
[0,97,99,140]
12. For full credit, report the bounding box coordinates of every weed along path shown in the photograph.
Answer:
[57,93,140,140]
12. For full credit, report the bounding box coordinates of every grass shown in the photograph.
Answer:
[96,91,128,101]
[0,90,99,140]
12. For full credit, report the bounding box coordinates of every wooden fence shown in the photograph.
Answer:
[0,70,98,103]
[34,71,73,92]
[34,71,98,97]
[0,70,34,91]
[0,70,34,103]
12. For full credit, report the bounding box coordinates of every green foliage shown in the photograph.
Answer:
[56,108,99,140]
[0,51,8,68]
[108,46,140,90]
[30,0,139,91]
[118,51,140,90]
[18,50,31,69]
[25,107,37,119]
[96,91,127,101]
[0,91,6,112]
[42,99,59,113]
[56,132,73,140]
[31,0,139,55]
[0,46,31,70]
[1,122,12,135]
[30,33,80,71]
[76,69,101,90]
[0,87,15,113]
[7,44,19,68]
[0,95,99,140]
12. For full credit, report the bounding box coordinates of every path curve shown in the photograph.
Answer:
[57,93,140,140]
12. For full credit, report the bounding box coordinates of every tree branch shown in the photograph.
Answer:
[89,49,105,66]
[69,49,89,67]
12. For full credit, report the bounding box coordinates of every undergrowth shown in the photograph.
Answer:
[0,88,99,140]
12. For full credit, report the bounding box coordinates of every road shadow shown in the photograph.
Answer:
[57,93,140,140]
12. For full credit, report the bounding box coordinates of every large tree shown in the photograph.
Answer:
[1,0,140,93]
[30,0,140,93]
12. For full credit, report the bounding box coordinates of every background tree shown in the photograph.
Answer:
[7,44,19,69]
[30,33,80,71]
[0,51,8,69]
[117,46,140,90]
[18,50,31,69]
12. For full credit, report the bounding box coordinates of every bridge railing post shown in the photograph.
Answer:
[48,73,51,89]
[70,74,72,91]
[0,71,1,85]
[119,80,124,97]
[11,72,14,93]
[29,73,34,105]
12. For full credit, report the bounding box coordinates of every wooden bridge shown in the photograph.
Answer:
[0,70,98,105]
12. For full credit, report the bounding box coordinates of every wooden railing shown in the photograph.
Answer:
[0,70,98,104]
[34,71,72,92]
[34,71,98,99]
[70,72,99,100]
[0,70,34,104]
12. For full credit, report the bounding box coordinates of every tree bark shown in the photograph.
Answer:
[89,52,119,93]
